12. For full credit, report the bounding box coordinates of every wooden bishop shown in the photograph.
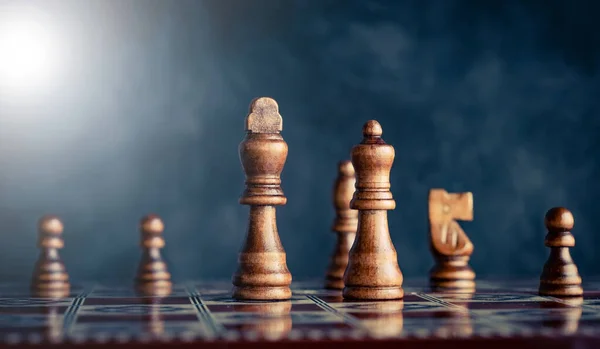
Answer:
[539,207,583,297]
[343,120,403,300]
[428,189,475,290]
[325,160,358,289]
[31,216,70,298]
[135,214,172,296]
[232,97,292,301]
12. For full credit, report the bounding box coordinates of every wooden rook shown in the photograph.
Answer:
[539,207,583,297]
[428,189,475,291]
[343,120,403,300]
[232,97,292,300]
[325,160,358,289]
[136,214,172,296]
[31,216,70,298]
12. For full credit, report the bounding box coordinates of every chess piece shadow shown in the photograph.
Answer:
[138,296,165,337]
[432,293,473,337]
[231,301,292,339]
[348,300,404,338]
[46,305,64,342]
[541,296,583,335]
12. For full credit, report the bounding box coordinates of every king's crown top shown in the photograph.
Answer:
[245,97,283,133]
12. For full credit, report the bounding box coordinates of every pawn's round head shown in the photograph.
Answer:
[362,120,383,138]
[141,214,164,234]
[544,207,574,232]
[338,160,355,177]
[38,215,63,235]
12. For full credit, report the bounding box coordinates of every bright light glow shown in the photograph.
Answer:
[0,8,60,92]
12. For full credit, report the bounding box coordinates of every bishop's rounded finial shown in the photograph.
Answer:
[545,207,574,232]
[363,120,383,138]
[141,214,164,234]
[38,216,64,235]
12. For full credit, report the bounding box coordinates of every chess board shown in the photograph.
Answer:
[0,280,599,348]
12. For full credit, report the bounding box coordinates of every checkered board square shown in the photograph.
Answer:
[0,280,598,345]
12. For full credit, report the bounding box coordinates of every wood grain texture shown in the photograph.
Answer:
[343,120,404,300]
[232,97,292,300]
[428,189,475,291]
[31,215,70,298]
[539,207,583,297]
[325,160,358,290]
[135,214,172,297]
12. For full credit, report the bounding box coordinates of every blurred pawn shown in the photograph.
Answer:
[325,160,358,289]
[31,216,70,298]
[135,214,172,296]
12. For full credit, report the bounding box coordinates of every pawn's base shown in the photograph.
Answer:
[539,282,583,297]
[342,286,404,300]
[324,276,344,290]
[136,280,172,297]
[31,281,70,298]
[430,278,476,292]
[232,285,292,301]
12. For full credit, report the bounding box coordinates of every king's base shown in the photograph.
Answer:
[136,280,172,297]
[342,285,404,300]
[232,285,292,301]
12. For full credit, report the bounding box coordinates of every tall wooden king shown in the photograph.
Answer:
[232,97,292,300]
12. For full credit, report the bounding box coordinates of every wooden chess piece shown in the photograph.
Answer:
[539,207,583,297]
[135,214,172,296]
[325,160,358,289]
[232,97,292,301]
[342,120,403,300]
[428,189,475,291]
[31,216,70,298]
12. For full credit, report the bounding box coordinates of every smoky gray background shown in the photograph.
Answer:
[0,0,598,283]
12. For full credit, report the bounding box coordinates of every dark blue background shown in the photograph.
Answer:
[0,0,598,283]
